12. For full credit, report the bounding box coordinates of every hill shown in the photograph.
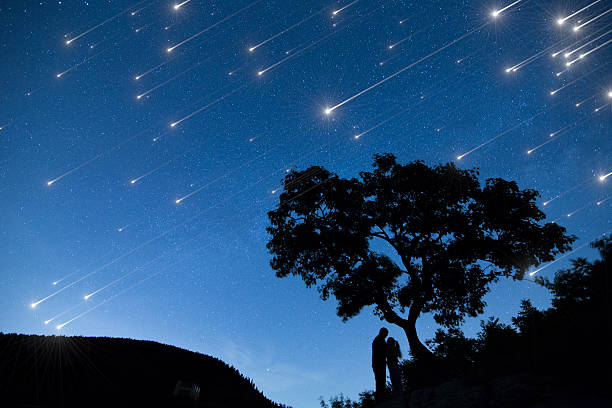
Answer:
[0,333,286,408]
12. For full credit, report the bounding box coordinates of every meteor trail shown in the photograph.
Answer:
[597,196,611,206]
[552,21,612,57]
[332,0,359,16]
[550,64,607,94]
[56,48,108,78]
[557,0,603,25]
[325,23,487,114]
[117,225,129,232]
[46,151,106,186]
[542,177,595,206]
[526,117,589,154]
[594,102,610,112]
[130,142,203,184]
[387,25,431,50]
[505,39,568,72]
[528,234,608,276]
[65,0,147,44]
[173,0,191,10]
[170,85,245,128]
[174,125,314,203]
[491,0,523,18]
[567,204,589,217]
[575,94,596,107]
[136,62,200,100]
[456,109,547,160]
[131,3,153,16]
[564,28,612,59]
[248,8,323,52]
[43,303,81,325]
[167,0,261,52]
[52,272,76,287]
[257,23,349,76]
[573,8,611,32]
[600,171,612,181]
[565,32,612,67]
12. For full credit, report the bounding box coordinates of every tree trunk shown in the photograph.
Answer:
[402,302,435,362]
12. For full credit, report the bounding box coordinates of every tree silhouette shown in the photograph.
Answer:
[266,154,574,360]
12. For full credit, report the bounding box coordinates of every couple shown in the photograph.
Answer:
[372,328,403,401]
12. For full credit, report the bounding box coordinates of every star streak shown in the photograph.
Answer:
[326,23,488,114]
[167,0,262,53]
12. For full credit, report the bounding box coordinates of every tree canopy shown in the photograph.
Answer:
[267,154,574,359]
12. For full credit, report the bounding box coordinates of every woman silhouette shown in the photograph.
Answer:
[386,337,403,396]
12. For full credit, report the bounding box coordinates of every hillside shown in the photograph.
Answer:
[0,333,285,408]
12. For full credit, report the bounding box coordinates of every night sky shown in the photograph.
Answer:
[1,0,611,406]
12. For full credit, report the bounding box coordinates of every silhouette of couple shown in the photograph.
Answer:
[372,328,403,401]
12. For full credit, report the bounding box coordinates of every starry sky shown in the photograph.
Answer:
[0,0,611,407]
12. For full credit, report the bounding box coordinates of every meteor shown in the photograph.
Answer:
[552,22,612,57]
[170,85,245,128]
[136,62,200,100]
[173,0,191,10]
[130,142,202,184]
[117,225,129,232]
[594,102,610,112]
[542,177,595,207]
[572,8,611,32]
[456,109,547,160]
[597,196,611,206]
[491,0,523,18]
[52,272,77,287]
[557,0,603,25]
[332,0,359,16]
[550,64,607,94]
[46,126,154,186]
[505,38,568,72]
[134,58,177,81]
[56,48,108,78]
[248,8,323,52]
[325,23,487,114]
[567,204,589,218]
[387,25,431,50]
[46,151,106,186]
[528,234,609,276]
[600,171,612,181]
[167,0,261,53]
[65,0,147,45]
[257,23,349,76]
[527,116,590,154]
[43,303,82,325]
[564,28,612,60]
[131,3,153,16]
[575,94,597,107]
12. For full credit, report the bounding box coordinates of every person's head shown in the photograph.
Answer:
[387,336,396,344]
[379,328,388,338]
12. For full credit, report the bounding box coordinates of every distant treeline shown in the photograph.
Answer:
[0,333,286,408]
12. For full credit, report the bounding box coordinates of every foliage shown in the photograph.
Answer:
[267,153,574,359]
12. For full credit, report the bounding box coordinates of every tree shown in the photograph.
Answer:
[266,154,574,360]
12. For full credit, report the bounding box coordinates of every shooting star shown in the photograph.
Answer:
[491,0,523,18]
[573,8,611,32]
[564,28,612,59]
[597,196,611,206]
[56,48,108,78]
[136,62,200,100]
[526,117,588,154]
[65,0,146,45]
[170,85,245,128]
[332,0,359,16]
[567,37,612,66]
[529,233,609,276]
[600,171,612,182]
[173,0,191,10]
[557,0,603,25]
[167,0,261,52]
[457,110,547,160]
[325,23,487,114]
[550,64,607,94]
[575,94,597,107]
[248,8,323,52]
[594,102,610,112]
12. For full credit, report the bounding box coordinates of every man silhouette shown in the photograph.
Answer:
[372,328,388,402]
